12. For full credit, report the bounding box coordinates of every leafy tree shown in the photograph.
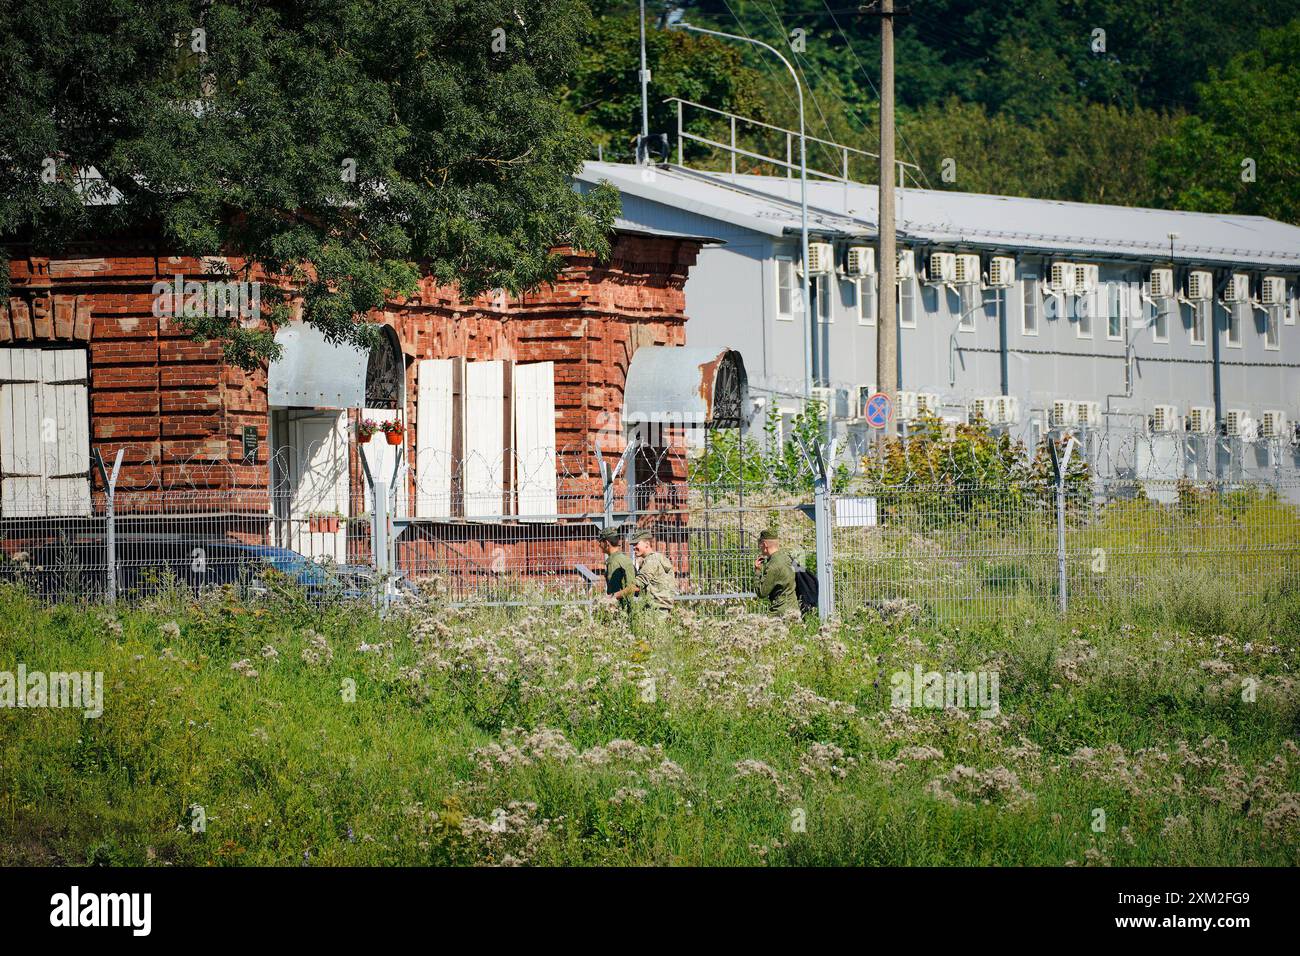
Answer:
[0,0,618,368]
[690,400,847,495]
[901,98,1179,206]
[1151,19,1300,225]
[564,5,769,164]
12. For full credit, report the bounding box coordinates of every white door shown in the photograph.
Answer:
[287,411,348,562]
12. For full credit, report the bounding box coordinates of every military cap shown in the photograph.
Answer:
[597,527,622,544]
[628,529,651,543]
[758,529,781,542]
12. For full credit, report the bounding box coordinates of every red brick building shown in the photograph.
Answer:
[1,227,723,589]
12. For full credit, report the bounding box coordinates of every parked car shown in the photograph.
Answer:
[0,534,410,604]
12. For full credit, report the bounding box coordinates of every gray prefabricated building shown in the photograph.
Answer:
[577,162,1300,486]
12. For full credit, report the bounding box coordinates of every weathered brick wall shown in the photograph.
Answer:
[3,232,699,508]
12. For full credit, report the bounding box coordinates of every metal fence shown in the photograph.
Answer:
[2,439,1298,620]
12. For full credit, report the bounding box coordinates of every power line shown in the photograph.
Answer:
[818,0,932,188]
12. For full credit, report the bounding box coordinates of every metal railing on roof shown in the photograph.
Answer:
[665,97,921,188]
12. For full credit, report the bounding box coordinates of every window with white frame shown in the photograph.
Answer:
[958,285,979,331]
[1021,276,1039,335]
[0,348,91,517]
[1189,300,1208,345]
[1107,283,1124,341]
[1226,304,1242,347]
[776,257,795,321]
[857,276,877,325]
[898,276,917,329]
[1151,290,1169,343]
[1076,286,1093,338]
[1265,306,1281,350]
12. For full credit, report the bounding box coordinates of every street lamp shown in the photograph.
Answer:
[665,16,813,411]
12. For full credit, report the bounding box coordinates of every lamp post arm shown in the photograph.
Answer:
[677,22,811,404]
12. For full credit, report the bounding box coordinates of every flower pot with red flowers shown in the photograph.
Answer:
[356,419,380,444]
[381,420,405,446]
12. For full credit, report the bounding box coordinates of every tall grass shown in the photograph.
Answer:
[1,576,1297,867]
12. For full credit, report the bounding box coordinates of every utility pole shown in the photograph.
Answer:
[866,0,899,438]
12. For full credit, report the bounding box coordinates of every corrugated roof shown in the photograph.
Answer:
[580,162,1300,269]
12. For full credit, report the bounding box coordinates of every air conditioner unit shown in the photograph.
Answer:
[1260,410,1287,439]
[1187,406,1216,434]
[1076,400,1102,427]
[1224,273,1250,303]
[916,392,941,417]
[810,387,831,414]
[1073,263,1099,294]
[928,252,956,284]
[953,254,981,286]
[1049,261,1076,294]
[1223,408,1250,438]
[1186,270,1213,301]
[996,395,1021,425]
[897,390,919,421]
[988,256,1016,289]
[845,246,875,277]
[1148,268,1174,299]
[804,242,834,275]
[1261,276,1286,307]
[1050,399,1078,428]
[897,249,916,281]
[1150,404,1179,433]
[969,396,998,424]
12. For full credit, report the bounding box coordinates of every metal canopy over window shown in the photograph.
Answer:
[622,346,750,430]
[268,322,403,410]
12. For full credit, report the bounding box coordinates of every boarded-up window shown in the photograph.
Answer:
[513,361,557,518]
[415,359,454,518]
[0,348,90,517]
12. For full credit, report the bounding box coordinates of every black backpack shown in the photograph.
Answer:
[793,566,819,615]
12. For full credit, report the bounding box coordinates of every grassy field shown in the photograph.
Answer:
[1,575,1298,867]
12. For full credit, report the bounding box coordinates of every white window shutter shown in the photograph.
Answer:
[1,348,89,517]
[41,350,91,516]
[415,359,454,519]
[462,360,505,519]
[513,361,557,520]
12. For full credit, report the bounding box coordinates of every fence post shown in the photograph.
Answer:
[1049,436,1077,616]
[1055,471,1067,615]
[798,436,837,621]
[813,470,835,621]
[95,449,124,604]
[358,450,389,612]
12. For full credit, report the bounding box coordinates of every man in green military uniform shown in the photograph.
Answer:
[597,527,636,611]
[754,529,798,615]
[631,530,677,615]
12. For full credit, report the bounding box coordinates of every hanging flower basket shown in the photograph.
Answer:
[381,420,405,446]
[357,418,381,444]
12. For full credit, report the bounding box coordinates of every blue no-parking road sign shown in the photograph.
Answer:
[865,392,892,429]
